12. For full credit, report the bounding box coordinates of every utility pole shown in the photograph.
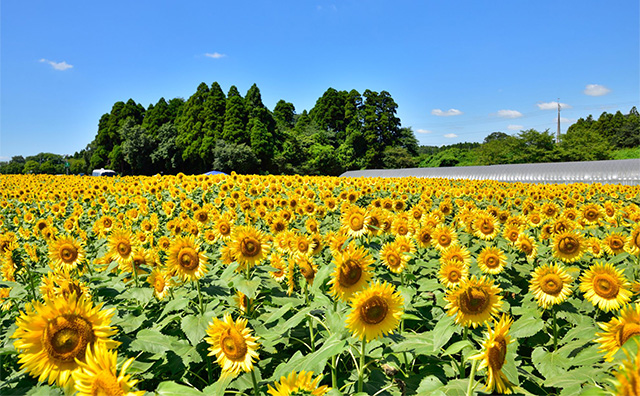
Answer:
[556,99,561,144]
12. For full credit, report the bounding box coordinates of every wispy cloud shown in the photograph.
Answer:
[495,109,523,119]
[584,84,611,96]
[432,108,463,117]
[205,52,226,59]
[560,117,576,124]
[537,101,571,110]
[39,58,73,71]
[416,129,433,134]
[507,124,523,131]
[0,156,9,162]
[443,133,458,138]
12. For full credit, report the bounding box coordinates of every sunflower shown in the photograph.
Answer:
[580,262,631,312]
[268,253,288,283]
[166,235,208,282]
[610,350,640,395]
[445,275,503,328]
[529,263,573,309]
[581,203,603,224]
[502,225,521,244]
[205,313,260,378]
[40,270,90,301]
[12,293,118,389]
[477,246,507,275]
[107,229,136,266]
[431,224,458,251]
[295,254,317,286]
[470,314,514,394]
[588,237,605,258]
[596,303,640,362]
[229,225,270,269]
[379,241,408,274]
[626,226,640,256]
[439,259,469,289]
[212,213,235,241]
[328,244,373,302]
[346,281,404,341]
[415,226,433,249]
[440,243,472,266]
[72,343,144,396]
[473,213,500,240]
[267,370,330,396]
[516,234,538,261]
[603,232,627,256]
[340,206,369,238]
[48,235,86,272]
[0,287,12,311]
[146,268,171,300]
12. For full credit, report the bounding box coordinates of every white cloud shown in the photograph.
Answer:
[431,108,463,117]
[0,156,9,162]
[560,117,575,124]
[443,133,458,138]
[496,109,523,119]
[584,84,611,96]
[205,52,226,59]
[507,124,523,131]
[537,101,572,110]
[416,129,432,134]
[39,58,73,71]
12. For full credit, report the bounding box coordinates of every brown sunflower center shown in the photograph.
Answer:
[273,222,286,232]
[585,209,599,221]
[339,259,362,287]
[418,230,432,244]
[520,240,533,255]
[447,268,461,283]
[558,236,579,254]
[439,234,451,246]
[487,337,507,370]
[634,233,640,249]
[299,260,315,281]
[540,273,564,295]
[43,314,94,363]
[360,296,389,325]
[610,237,625,250]
[240,237,260,258]
[484,255,500,269]
[617,323,640,347]
[349,214,364,231]
[593,274,620,299]
[219,223,231,236]
[178,247,199,270]
[59,244,78,264]
[116,241,131,257]
[91,370,125,396]
[297,240,309,253]
[220,327,248,361]
[459,286,490,315]
[386,252,401,268]
[154,277,166,293]
[480,220,494,235]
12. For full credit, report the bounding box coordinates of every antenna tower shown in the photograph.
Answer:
[556,99,561,144]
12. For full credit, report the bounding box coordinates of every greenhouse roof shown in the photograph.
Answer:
[340,159,640,185]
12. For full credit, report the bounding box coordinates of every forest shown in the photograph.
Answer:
[1,82,638,176]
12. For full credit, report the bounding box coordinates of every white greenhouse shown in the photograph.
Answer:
[340,159,640,185]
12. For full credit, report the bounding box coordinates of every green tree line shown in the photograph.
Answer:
[1,85,638,175]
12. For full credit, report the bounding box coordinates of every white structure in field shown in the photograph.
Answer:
[340,159,640,185]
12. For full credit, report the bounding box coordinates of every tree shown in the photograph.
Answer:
[175,82,211,172]
[510,129,557,163]
[200,82,227,167]
[359,90,402,168]
[222,86,249,145]
[23,160,39,174]
[120,119,156,175]
[309,88,347,134]
[142,98,172,137]
[273,100,296,128]
[558,128,611,162]
[382,146,415,169]
[212,140,259,174]
[151,123,182,174]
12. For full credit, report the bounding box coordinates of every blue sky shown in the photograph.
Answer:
[1,0,638,160]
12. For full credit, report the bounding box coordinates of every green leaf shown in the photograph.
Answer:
[116,312,146,333]
[155,381,204,396]
[232,276,262,299]
[161,296,189,317]
[442,340,473,357]
[120,287,154,305]
[181,313,212,346]
[531,347,569,381]
[130,329,177,355]
[298,333,347,374]
[281,306,313,331]
[415,375,445,395]
[431,313,456,353]
[392,333,435,356]
[263,303,294,325]
[510,312,544,338]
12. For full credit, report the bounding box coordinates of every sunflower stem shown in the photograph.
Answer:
[250,368,260,396]
[466,357,479,396]
[358,338,367,393]
[307,315,316,353]
[331,355,338,389]
[460,326,469,379]
[23,263,37,301]
[195,280,204,315]
[552,306,558,352]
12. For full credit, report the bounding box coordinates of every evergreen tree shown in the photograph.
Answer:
[175,82,211,172]
[142,98,171,137]
[273,100,296,128]
[222,86,249,145]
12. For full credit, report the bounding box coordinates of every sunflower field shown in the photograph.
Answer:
[1,173,640,396]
